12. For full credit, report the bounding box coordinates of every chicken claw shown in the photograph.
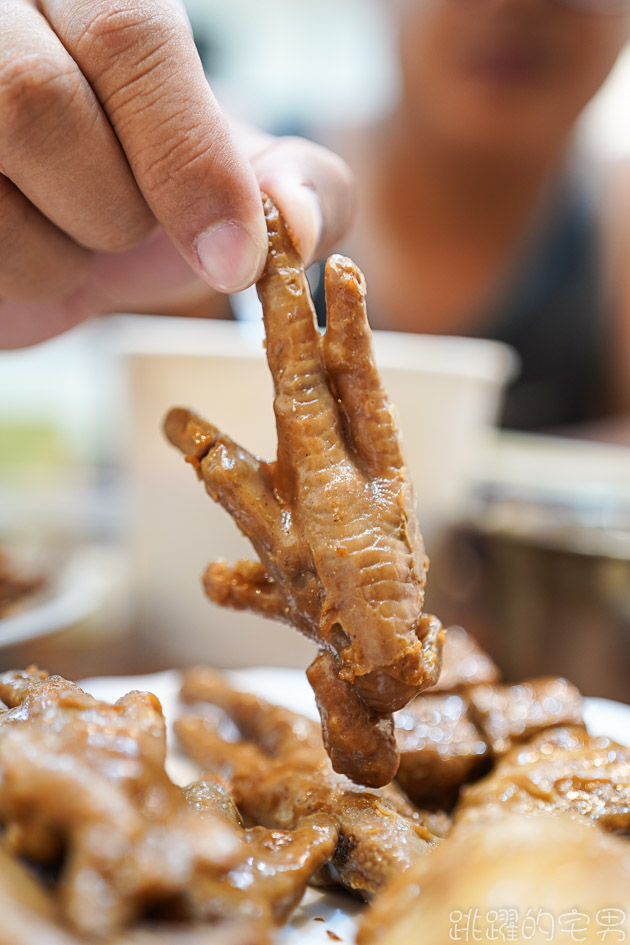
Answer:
[164,196,443,786]
[0,668,242,939]
[176,668,439,900]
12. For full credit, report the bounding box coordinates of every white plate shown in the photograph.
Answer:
[0,547,113,648]
[79,669,630,945]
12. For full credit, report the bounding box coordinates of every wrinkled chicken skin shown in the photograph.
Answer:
[176,668,439,901]
[0,669,242,939]
[184,779,337,925]
[164,196,443,787]
[457,725,630,833]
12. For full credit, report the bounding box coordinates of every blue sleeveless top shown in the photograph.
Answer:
[477,174,607,431]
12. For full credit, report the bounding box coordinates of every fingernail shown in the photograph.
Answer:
[195,221,265,293]
[295,186,323,263]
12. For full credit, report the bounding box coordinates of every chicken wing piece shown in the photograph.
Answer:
[164,196,444,787]
[466,676,584,755]
[456,725,630,833]
[176,668,439,901]
[358,812,630,945]
[0,668,242,938]
[394,693,490,810]
[183,779,337,925]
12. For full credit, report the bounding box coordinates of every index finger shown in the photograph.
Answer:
[40,0,268,293]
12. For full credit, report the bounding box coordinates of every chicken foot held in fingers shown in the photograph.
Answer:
[164,196,443,786]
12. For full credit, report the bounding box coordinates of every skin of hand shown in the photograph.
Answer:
[0,0,354,349]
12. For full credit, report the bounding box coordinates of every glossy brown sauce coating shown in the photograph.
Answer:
[391,668,584,811]
[183,779,337,925]
[360,666,628,945]
[0,667,339,943]
[466,676,584,755]
[0,656,624,942]
[395,693,490,809]
[0,835,267,945]
[457,725,630,832]
[177,668,440,900]
[428,626,500,693]
[0,668,245,938]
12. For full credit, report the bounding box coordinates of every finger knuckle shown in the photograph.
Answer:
[140,133,213,200]
[80,206,157,253]
[0,184,27,262]
[94,207,157,253]
[74,2,181,70]
[0,56,79,147]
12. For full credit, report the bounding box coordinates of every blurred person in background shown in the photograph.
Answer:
[4,0,629,439]
[0,0,353,350]
[315,0,630,432]
[307,0,630,695]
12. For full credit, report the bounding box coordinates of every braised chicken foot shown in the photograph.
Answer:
[456,725,630,832]
[358,812,630,945]
[164,196,443,786]
[393,673,583,810]
[0,844,269,945]
[0,668,241,938]
[0,668,339,939]
[184,778,337,925]
[176,668,439,900]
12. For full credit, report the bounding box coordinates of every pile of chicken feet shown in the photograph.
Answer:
[2,630,629,942]
[0,667,340,944]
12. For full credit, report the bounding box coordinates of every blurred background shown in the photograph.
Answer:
[1,0,630,702]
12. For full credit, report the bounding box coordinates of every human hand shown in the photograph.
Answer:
[0,0,354,348]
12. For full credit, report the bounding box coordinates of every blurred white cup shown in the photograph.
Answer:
[116,316,516,669]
